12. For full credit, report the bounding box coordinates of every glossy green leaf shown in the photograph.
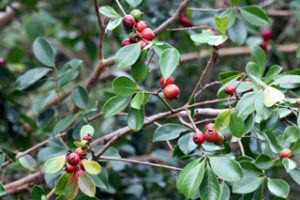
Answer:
[267,178,290,198]
[229,111,245,138]
[235,92,258,119]
[58,59,82,88]
[263,131,280,153]
[240,6,270,27]
[153,123,190,142]
[178,133,198,155]
[32,37,55,67]
[0,181,6,196]
[106,17,122,31]
[215,110,231,131]
[80,124,95,141]
[246,62,261,78]
[103,96,131,118]
[99,6,120,18]
[218,182,230,200]
[255,154,275,170]
[251,46,266,74]
[210,156,242,182]
[115,43,141,68]
[255,91,272,120]
[131,50,149,83]
[72,85,89,109]
[131,91,144,109]
[264,65,282,83]
[55,173,72,195]
[112,76,138,97]
[284,126,299,143]
[159,48,180,80]
[126,0,142,7]
[32,185,46,200]
[227,20,247,45]
[19,154,37,171]
[215,15,229,35]
[53,113,80,135]
[282,158,297,173]
[44,154,66,174]
[176,160,205,199]
[16,67,51,91]
[273,75,300,89]
[199,168,220,200]
[264,86,285,107]
[79,172,96,197]
[127,107,144,132]
[32,91,56,115]
[191,30,228,46]
[37,136,69,161]
[82,160,102,175]
[91,168,109,190]
[289,168,300,185]
[232,176,262,194]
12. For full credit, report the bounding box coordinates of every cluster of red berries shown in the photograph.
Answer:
[192,123,224,146]
[0,58,6,67]
[65,134,92,173]
[178,13,193,27]
[160,77,180,100]
[259,29,272,51]
[121,9,155,50]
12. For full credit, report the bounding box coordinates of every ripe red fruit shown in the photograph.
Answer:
[65,163,77,173]
[192,131,206,145]
[205,129,219,143]
[214,134,224,145]
[178,13,193,27]
[261,29,273,41]
[259,41,268,51]
[0,58,6,66]
[159,77,174,88]
[121,38,131,47]
[139,40,148,50]
[74,147,87,159]
[280,148,293,160]
[141,28,155,41]
[82,134,92,143]
[122,15,136,29]
[163,84,180,100]
[67,152,80,166]
[204,123,215,132]
[224,86,236,95]
[135,20,147,32]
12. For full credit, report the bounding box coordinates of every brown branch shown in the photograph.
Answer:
[0,3,28,28]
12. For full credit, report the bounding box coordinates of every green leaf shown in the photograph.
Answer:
[267,178,290,198]
[82,160,102,175]
[127,107,144,132]
[152,42,173,56]
[153,123,190,142]
[79,172,96,197]
[232,176,262,194]
[0,181,6,196]
[282,158,297,173]
[263,86,285,107]
[72,85,89,109]
[32,37,55,67]
[264,65,282,83]
[229,111,245,138]
[214,15,229,35]
[0,153,5,170]
[231,0,242,5]
[19,154,37,171]
[289,168,300,186]
[297,43,300,58]
[191,30,228,46]
[239,6,270,27]
[273,75,300,89]
[178,133,198,155]
[284,126,299,143]
[103,96,131,118]
[65,174,79,200]
[16,67,51,91]
[235,92,258,119]
[263,131,280,153]
[218,182,230,200]
[176,160,205,199]
[131,50,149,82]
[80,124,95,141]
[115,43,141,68]
[53,113,80,135]
[199,168,220,200]
[219,9,236,27]
[159,48,180,80]
[210,156,242,182]
[227,20,247,45]
[32,185,46,200]
[55,173,72,195]
[112,76,138,97]
[106,17,122,31]
[131,91,144,109]
[37,136,68,161]
[99,6,120,18]
[125,0,142,7]
[251,46,266,74]
[32,91,56,115]
[246,62,261,78]
[255,91,272,120]
[215,110,231,131]
[91,168,109,190]
[44,154,66,174]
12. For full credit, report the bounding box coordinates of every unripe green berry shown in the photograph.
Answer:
[130,9,143,21]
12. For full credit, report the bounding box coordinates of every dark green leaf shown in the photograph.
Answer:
[264,65,282,83]
[79,172,96,197]
[251,46,266,74]
[72,85,89,109]
[36,108,55,128]
[32,185,45,200]
[297,43,300,58]
[131,51,149,82]
[231,0,242,5]
[159,48,180,80]
[267,178,290,198]
[25,17,45,39]
[214,15,229,35]
[103,96,131,118]
[127,107,144,132]
[215,110,231,131]
[32,91,56,115]
[99,6,120,18]
[289,168,300,186]
[284,126,299,143]
[199,168,220,200]
[32,37,55,67]
[178,133,198,155]
[115,43,141,68]
[131,91,144,109]
[153,123,190,142]
[229,111,245,138]
[0,182,6,196]
[91,168,109,190]
[152,42,173,56]
[255,154,275,170]
[235,92,258,119]
[37,137,68,161]
[232,176,262,194]
[53,113,80,135]
[112,76,138,97]
[239,6,270,27]
[263,131,280,153]
[282,158,297,173]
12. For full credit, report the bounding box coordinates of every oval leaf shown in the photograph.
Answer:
[112,76,138,97]
[80,124,95,141]
[229,111,245,138]
[44,154,66,174]
[267,178,290,198]
[159,48,180,80]
[153,123,190,142]
[16,68,51,91]
[19,154,37,171]
[215,110,231,131]
[130,91,144,109]
[55,173,72,195]
[71,85,89,109]
[99,6,120,18]
[264,86,285,107]
[240,6,270,27]
[178,133,198,155]
[127,107,145,132]
[78,171,96,197]
[82,160,102,175]
[53,113,80,135]
[115,43,141,68]
[199,167,220,200]
[65,174,79,200]
[103,96,131,118]
[32,37,55,67]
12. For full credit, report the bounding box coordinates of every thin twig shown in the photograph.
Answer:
[167,25,211,31]
[238,139,245,156]
[114,0,126,16]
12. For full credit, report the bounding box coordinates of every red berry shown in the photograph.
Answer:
[139,40,148,50]
[224,86,236,95]
[214,134,224,145]
[261,29,273,41]
[135,20,147,32]
[192,131,206,145]
[280,148,293,160]
[141,28,155,41]
[122,15,136,29]
[205,129,219,143]
[74,147,87,159]
[121,38,131,47]
[65,163,77,173]
[0,58,6,67]
[159,77,174,88]
[163,84,180,100]
[129,32,142,43]
[178,13,193,27]
[82,134,92,143]
[67,152,80,166]
[204,123,215,132]
[259,41,268,51]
